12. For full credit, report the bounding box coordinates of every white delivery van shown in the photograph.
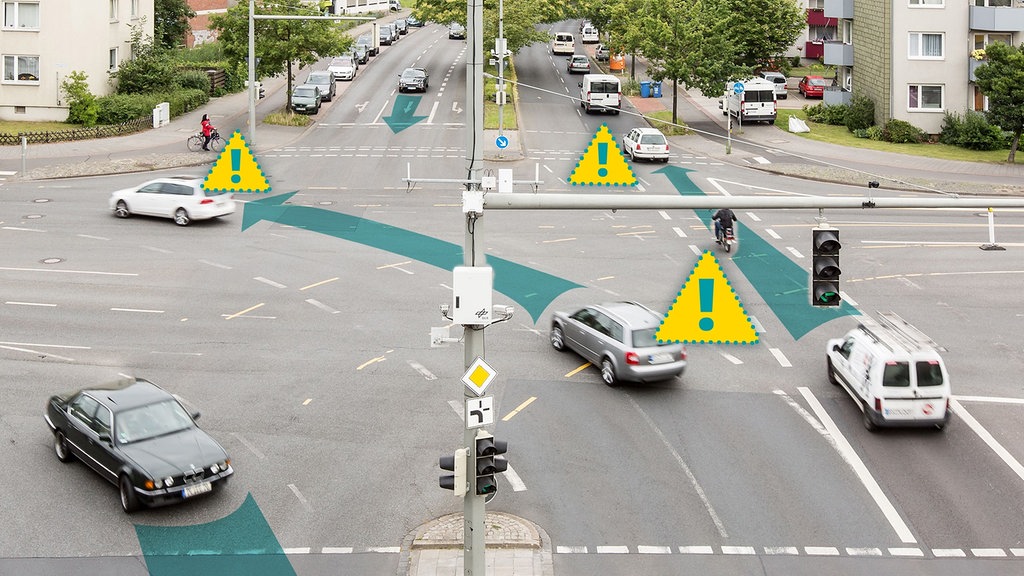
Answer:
[552,32,575,55]
[581,26,599,44]
[723,78,777,124]
[578,74,621,115]
[826,312,951,431]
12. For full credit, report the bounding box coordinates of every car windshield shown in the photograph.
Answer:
[115,399,194,444]
[309,74,329,83]
[295,87,315,97]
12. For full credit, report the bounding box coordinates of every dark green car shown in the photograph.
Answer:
[44,377,233,513]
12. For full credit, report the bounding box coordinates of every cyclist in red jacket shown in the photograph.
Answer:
[200,114,215,151]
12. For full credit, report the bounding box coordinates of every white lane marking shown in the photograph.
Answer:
[888,547,924,557]
[627,395,729,538]
[846,547,882,556]
[367,547,401,553]
[305,299,340,314]
[0,266,136,276]
[672,226,687,238]
[5,301,56,307]
[77,234,109,240]
[556,546,588,553]
[254,276,287,288]
[543,164,553,173]
[283,547,311,554]
[932,548,966,557]
[110,308,164,313]
[635,184,646,193]
[720,352,742,365]
[689,244,703,257]
[658,211,671,220]
[288,483,314,512]
[0,341,90,349]
[722,546,756,555]
[679,546,714,554]
[769,348,792,367]
[150,351,201,356]
[596,546,629,554]
[448,399,463,419]
[141,245,173,254]
[774,390,834,447]
[637,546,672,554]
[766,228,781,239]
[799,387,917,544]
[897,277,922,290]
[1,226,43,232]
[839,291,858,306]
[763,547,798,555]
[745,212,761,222]
[749,315,765,334]
[372,100,389,124]
[951,399,1024,483]
[786,247,804,258]
[1012,548,1024,556]
[503,465,527,492]
[322,547,354,554]
[231,432,265,459]
[752,156,770,164]
[408,361,437,380]
[954,395,1024,405]
[805,547,839,556]
[199,259,232,270]
[427,100,439,124]
[0,344,75,362]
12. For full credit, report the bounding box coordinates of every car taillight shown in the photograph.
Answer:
[635,143,641,151]
[680,347,687,360]
[200,198,214,204]
[874,397,882,412]
[625,352,640,365]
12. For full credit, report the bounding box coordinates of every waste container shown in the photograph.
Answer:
[651,80,662,98]
[640,80,651,98]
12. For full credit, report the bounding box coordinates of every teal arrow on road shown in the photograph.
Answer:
[655,165,857,340]
[242,193,581,322]
[383,94,428,133]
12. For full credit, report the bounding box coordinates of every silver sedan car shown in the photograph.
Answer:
[550,301,687,386]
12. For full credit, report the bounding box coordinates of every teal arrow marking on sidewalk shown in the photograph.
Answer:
[135,493,295,576]
[654,165,857,340]
[383,94,428,133]
[243,193,581,322]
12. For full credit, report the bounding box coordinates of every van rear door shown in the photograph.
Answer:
[741,89,776,122]
[584,78,620,112]
[877,360,949,423]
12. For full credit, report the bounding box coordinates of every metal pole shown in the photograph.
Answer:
[248,0,256,147]
[497,0,504,140]
[464,0,486,572]
[980,207,1005,250]
[21,136,27,174]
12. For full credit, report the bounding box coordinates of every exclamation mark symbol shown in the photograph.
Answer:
[597,142,608,177]
[230,149,241,184]
[699,278,714,331]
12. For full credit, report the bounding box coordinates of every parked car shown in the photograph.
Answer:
[389,0,402,11]
[291,84,322,114]
[305,70,336,102]
[448,22,466,39]
[799,75,827,98]
[357,33,378,56]
[328,56,357,81]
[109,175,235,226]
[394,18,408,35]
[406,16,423,27]
[621,127,670,163]
[379,24,395,45]
[44,376,233,513]
[550,301,687,386]
[759,70,788,99]
[351,43,369,64]
[567,54,591,74]
[398,67,429,92]
[595,44,610,62]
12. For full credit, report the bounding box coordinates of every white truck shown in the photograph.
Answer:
[826,312,952,431]
[721,78,777,124]
[578,74,621,115]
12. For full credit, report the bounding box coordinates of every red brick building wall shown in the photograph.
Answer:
[186,0,231,48]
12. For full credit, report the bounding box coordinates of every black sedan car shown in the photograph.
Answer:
[398,67,429,93]
[44,377,233,513]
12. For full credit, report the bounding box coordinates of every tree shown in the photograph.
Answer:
[973,42,1024,162]
[155,0,196,49]
[413,0,561,55]
[111,24,177,94]
[211,0,351,111]
[61,71,99,126]
[721,0,804,70]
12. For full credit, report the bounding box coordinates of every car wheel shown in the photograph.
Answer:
[862,405,877,432]
[114,200,130,219]
[601,358,618,387]
[174,208,191,227]
[54,431,73,463]
[550,325,566,351]
[120,475,141,513]
[826,358,839,385]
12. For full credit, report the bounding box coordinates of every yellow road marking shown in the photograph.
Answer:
[357,350,394,370]
[565,363,592,377]
[300,277,339,291]
[225,302,265,320]
[503,397,537,421]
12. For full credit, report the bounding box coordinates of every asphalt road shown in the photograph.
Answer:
[2,20,1024,576]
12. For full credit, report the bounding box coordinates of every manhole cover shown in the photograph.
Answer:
[41,258,63,264]
[24,214,43,219]
[33,198,51,203]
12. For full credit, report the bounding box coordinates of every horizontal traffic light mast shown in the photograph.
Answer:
[482,194,1024,211]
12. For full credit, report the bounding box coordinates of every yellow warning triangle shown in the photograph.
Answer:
[568,123,636,187]
[202,130,271,194]
[657,251,759,345]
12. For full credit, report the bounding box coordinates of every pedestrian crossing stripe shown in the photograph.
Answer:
[657,251,759,345]
[202,130,271,194]
[567,124,636,187]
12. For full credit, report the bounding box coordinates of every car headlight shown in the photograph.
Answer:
[210,463,220,474]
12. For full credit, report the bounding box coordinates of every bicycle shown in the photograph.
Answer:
[187,129,225,153]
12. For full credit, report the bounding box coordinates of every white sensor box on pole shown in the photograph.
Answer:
[453,266,493,325]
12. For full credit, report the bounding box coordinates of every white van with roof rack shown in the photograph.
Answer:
[826,312,951,431]
[552,32,575,55]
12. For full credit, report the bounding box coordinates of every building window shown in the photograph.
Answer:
[130,0,138,17]
[109,48,118,71]
[974,34,1012,50]
[3,54,39,82]
[842,20,852,44]
[909,0,943,5]
[975,0,1011,6]
[908,85,943,110]
[109,0,118,20]
[909,33,943,59]
[3,1,39,29]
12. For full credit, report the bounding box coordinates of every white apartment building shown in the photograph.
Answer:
[823,0,1024,134]
[1,0,154,121]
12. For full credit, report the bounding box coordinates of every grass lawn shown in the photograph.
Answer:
[645,110,690,136]
[484,61,518,130]
[1,120,81,133]
[775,109,1021,164]
[787,65,836,79]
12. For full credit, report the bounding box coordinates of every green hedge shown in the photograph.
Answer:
[96,89,209,124]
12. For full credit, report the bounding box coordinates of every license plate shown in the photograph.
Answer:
[649,352,675,364]
[182,482,212,498]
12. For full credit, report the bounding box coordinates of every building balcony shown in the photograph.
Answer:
[969,57,985,82]
[823,41,854,67]
[805,41,825,60]
[823,86,852,106]
[807,8,833,27]
[823,0,854,20]
[969,6,1024,32]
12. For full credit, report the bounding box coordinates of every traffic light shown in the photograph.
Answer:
[811,227,841,307]
[439,448,467,497]
[474,431,508,496]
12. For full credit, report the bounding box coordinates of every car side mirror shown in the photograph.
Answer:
[832,344,841,352]
[191,411,201,421]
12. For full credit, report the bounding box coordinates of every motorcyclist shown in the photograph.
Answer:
[712,208,737,243]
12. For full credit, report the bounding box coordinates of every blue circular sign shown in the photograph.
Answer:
[495,135,509,149]
[733,82,745,94]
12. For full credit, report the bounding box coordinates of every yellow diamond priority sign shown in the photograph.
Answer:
[462,357,496,397]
